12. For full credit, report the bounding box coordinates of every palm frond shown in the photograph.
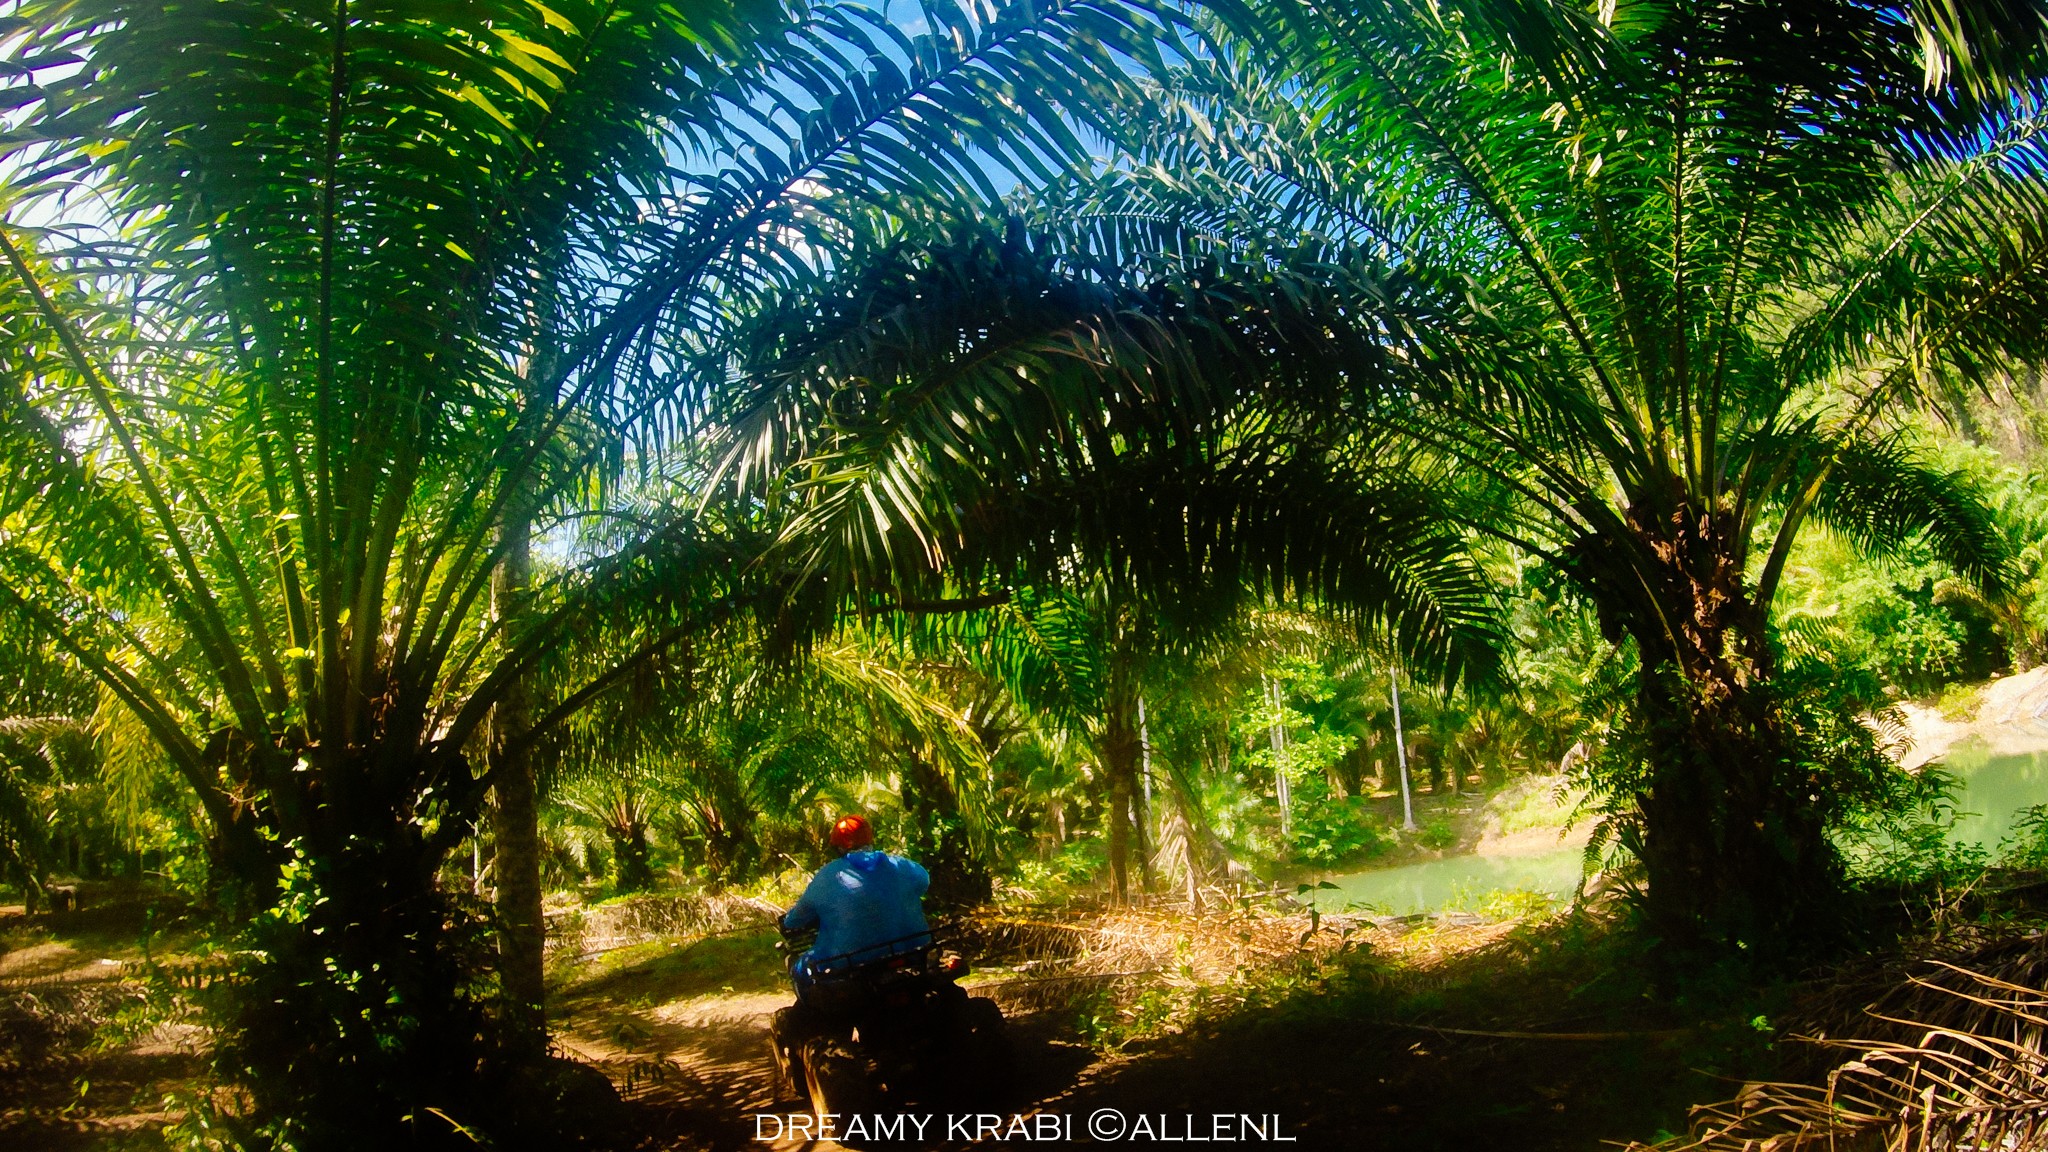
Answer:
[1807,432,2014,596]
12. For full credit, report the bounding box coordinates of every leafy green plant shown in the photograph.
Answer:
[1418,818,1460,851]
[1936,680,1988,722]
[1998,804,2048,870]
[1859,818,1992,890]
[1284,778,1387,867]
[1442,883,1559,922]
[1003,839,1106,903]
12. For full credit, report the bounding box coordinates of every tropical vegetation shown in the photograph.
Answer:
[4,0,2048,1145]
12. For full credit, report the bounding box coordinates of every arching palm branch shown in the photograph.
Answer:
[708,224,1507,682]
[0,0,1196,1136]
[702,223,1513,897]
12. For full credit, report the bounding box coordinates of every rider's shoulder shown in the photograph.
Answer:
[863,850,920,873]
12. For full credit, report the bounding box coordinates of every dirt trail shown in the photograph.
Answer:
[563,973,1693,1152]
[555,958,1098,1151]
[559,990,798,1149]
[551,912,1714,1152]
[0,897,1730,1151]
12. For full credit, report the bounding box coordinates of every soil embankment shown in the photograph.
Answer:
[1900,666,2048,769]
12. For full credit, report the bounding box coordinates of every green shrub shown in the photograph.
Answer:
[1936,680,1985,722]
[1842,773,1990,890]
[1442,883,1558,921]
[2000,804,2048,869]
[1285,778,1388,867]
[1418,818,1459,850]
[1002,838,1105,902]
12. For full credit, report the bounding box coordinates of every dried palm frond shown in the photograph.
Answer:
[1648,935,2048,1150]
[544,891,781,960]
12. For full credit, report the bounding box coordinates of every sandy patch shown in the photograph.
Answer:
[1476,823,1592,858]
[648,991,788,1032]
[1901,666,2048,769]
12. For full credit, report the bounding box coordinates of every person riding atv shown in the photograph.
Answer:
[780,814,931,994]
[767,815,1008,1120]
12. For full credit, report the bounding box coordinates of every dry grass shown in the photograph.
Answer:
[969,903,1354,974]
[952,898,1534,1029]
[544,891,781,964]
[0,982,153,1074]
[1644,933,2048,1151]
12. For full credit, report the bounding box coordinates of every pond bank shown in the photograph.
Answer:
[1325,774,1592,915]
[1327,671,2048,917]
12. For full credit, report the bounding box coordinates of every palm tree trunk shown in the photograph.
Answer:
[489,513,546,1053]
[609,820,653,893]
[212,752,493,1140]
[1101,691,1142,904]
[901,748,991,906]
[702,764,758,881]
[1630,664,1838,957]
[1106,762,1132,904]
[1591,506,1840,960]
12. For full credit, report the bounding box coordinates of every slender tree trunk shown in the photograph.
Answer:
[1135,695,1156,895]
[489,514,546,1054]
[1133,785,1155,898]
[1101,692,1142,904]
[1134,788,1155,894]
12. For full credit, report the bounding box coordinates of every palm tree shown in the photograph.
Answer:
[0,0,1193,1138]
[544,613,997,886]
[706,224,1513,898]
[1041,0,2048,955]
[969,580,1168,903]
[0,714,94,908]
[0,614,98,908]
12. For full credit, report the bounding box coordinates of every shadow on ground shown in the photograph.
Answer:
[575,916,1751,1152]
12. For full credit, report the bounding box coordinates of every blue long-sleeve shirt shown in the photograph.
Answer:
[782,850,931,969]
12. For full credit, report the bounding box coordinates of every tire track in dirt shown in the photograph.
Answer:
[560,980,1108,1151]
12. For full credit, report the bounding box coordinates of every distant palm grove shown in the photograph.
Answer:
[7,0,2048,1147]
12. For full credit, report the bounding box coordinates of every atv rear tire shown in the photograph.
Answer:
[960,996,1015,1098]
[802,1036,869,1123]
[767,1008,799,1100]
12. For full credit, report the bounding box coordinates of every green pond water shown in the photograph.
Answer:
[1936,744,2048,850]
[1328,745,2048,917]
[1328,844,1587,916]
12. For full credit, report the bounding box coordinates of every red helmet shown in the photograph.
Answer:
[830,814,874,853]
